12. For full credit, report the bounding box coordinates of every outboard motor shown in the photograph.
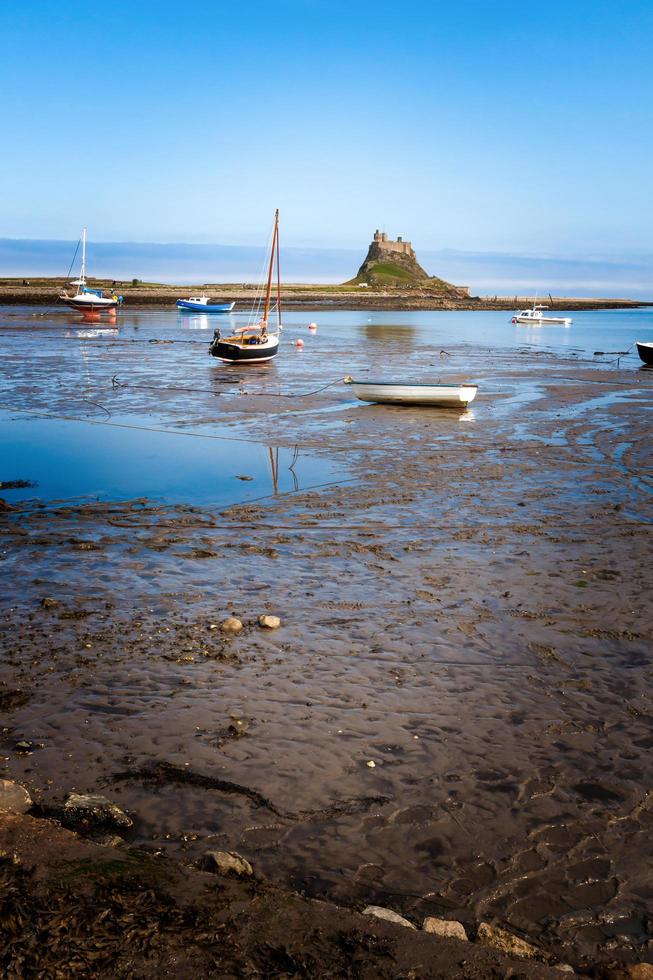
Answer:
[209,327,220,355]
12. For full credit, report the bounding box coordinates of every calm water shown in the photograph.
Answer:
[1,304,651,505]
[0,411,343,506]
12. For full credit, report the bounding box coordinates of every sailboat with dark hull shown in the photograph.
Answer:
[209,210,282,364]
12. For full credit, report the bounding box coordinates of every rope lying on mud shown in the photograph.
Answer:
[111,375,350,398]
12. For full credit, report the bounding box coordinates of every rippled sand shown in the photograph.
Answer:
[1,305,652,971]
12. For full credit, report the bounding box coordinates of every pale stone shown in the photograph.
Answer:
[362,905,416,929]
[608,967,653,980]
[554,967,575,975]
[62,793,133,830]
[204,849,253,877]
[220,617,243,634]
[477,922,539,959]
[258,615,281,629]
[0,779,32,814]
[423,916,468,941]
[366,760,376,768]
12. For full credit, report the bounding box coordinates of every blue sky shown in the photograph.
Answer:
[2,0,652,262]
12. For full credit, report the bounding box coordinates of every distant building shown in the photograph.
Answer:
[372,229,416,259]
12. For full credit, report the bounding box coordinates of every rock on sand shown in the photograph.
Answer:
[0,779,32,814]
[423,916,468,941]
[220,617,244,634]
[477,922,539,959]
[62,793,133,830]
[204,850,253,877]
[258,614,281,629]
[363,906,416,929]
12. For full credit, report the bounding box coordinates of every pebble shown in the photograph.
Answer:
[366,760,376,768]
[14,740,35,753]
[40,597,59,609]
[362,905,416,930]
[423,916,468,941]
[258,614,281,629]
[228,717,248,737]
[203,849,253,878]
[477,922,539,959]
[0,779,32,814]
[62,793,133,830]
[220,617,243,634]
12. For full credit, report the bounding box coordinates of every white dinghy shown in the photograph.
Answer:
[344,378,477,407]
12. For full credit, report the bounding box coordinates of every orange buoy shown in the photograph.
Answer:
[308,321,317,331]
[296,338,304,348]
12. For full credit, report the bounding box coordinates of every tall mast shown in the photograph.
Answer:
[262,209,278,329]
[276,211,282,330]
[81,227,87,286]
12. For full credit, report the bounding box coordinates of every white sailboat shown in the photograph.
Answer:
[208,210,282,363]
[59,228,121,312]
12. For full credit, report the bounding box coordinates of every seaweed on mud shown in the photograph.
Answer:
[0,852,231,979]
[251,928,397,979]
[0,688,30,711]
[0,480,37,490]
[110,761,390,824]
[111,761,283,814]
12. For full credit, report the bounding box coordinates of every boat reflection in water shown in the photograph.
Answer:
[65,328,119,339]
[178,312,237,332]
[358,321,418,346]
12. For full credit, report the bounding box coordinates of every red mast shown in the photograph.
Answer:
[276,211,282,330]
[262,209,279,336]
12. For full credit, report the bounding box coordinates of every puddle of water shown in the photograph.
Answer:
[0,410,345,506]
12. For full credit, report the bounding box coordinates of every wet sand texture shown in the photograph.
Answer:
[1,306,652,973]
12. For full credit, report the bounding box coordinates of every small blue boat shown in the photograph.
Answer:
[177,296,235,313]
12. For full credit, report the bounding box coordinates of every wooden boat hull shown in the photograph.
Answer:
[346,380,477,407]
[209,335,279,363]
[177,300,235,313]
[636,341,653,365]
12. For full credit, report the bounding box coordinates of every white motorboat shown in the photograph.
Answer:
[344,378,478,407]
[59,228,122,312]
[512,303,572,326]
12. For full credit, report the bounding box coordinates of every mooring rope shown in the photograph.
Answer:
[111,375,349,398]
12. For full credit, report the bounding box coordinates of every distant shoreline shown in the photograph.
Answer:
[0,278,649,311]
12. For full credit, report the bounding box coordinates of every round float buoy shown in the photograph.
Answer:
[296,338,304,348]
[308,321,317,331]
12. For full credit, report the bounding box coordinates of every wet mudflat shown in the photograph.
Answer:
[1,305,652,974]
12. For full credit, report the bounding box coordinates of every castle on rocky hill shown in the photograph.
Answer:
[371,229,416,258]
[347,229,470,297]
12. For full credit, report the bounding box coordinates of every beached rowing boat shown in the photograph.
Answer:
[344,378,478,407]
